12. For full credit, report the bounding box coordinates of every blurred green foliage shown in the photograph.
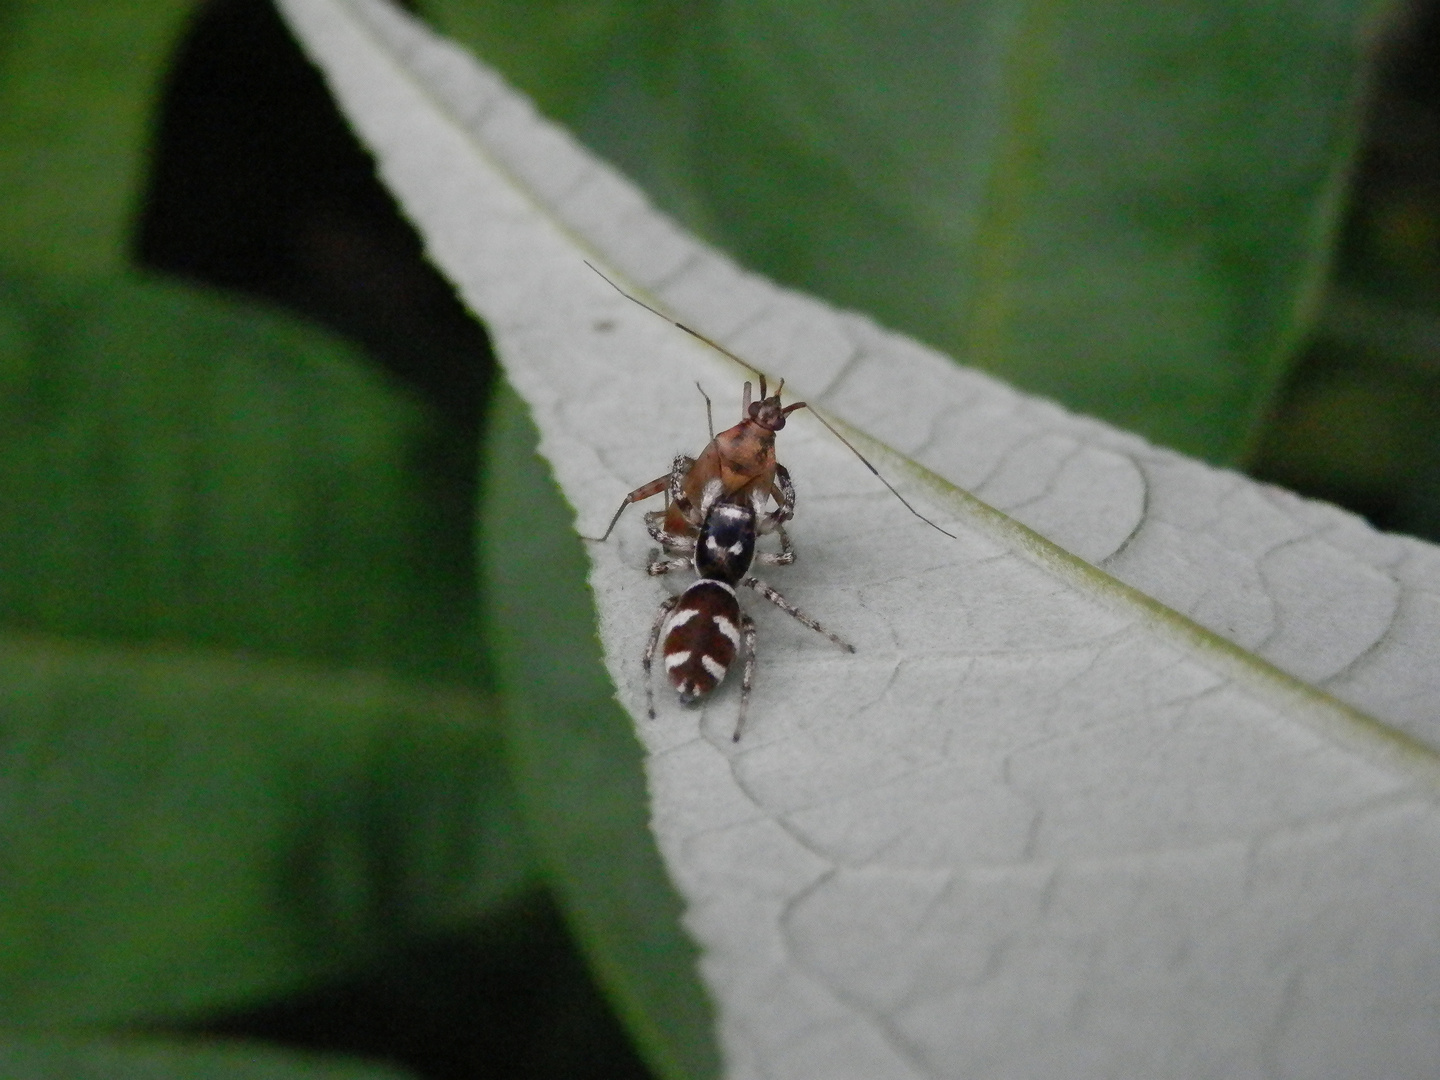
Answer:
[0,273,527,1029]
[0,273,478,678]
[1250,5,1440,538]
[1,1,1438,1079]
[0,634,525,1024]
[0,0,196,275]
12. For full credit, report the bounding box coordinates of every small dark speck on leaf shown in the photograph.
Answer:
[593,319,615,332]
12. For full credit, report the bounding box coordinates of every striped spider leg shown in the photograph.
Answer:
[643,483,853,741]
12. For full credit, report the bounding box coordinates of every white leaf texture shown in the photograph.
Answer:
[278,1,1440,1076]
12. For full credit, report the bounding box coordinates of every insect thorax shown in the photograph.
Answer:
[715,425,773,487]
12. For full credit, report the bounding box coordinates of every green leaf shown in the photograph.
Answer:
[0,1035,413,1080]
[419,0,629,123]
[426,0,1378,463]
[0,270,477,683]
[479,381,719,1080]
[0,0,197,276]
[0,269,531,1023]
[0,633,526,1025]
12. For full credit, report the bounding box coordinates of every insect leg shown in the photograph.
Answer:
[742,576,854,652]
[642,595,680,719]
[733,613,758,742]
[586,473,670,542]
[647,555,692,576]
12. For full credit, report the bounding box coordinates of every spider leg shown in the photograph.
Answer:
[646,512,697,553]
[666,453,699,524]
[742,576,854,652]
[642,595,680,719]
[771,463,796,526]
[733,613,758,742]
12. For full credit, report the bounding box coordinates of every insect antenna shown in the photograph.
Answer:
[801,408,956,539]
[586,261,764,384]
[585,261,957,540]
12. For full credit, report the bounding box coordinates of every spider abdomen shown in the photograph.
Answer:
[662,580,744,704]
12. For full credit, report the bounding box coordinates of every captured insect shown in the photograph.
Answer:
[584,263,954,739]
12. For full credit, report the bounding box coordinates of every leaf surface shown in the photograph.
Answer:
[0,271,477,681]
[0,633,524,1025]
[0,0,196,275]
[278,1,1440,1076]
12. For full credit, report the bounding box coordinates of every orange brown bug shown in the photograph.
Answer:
[589,369,802,546]
[584,262,956,545]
